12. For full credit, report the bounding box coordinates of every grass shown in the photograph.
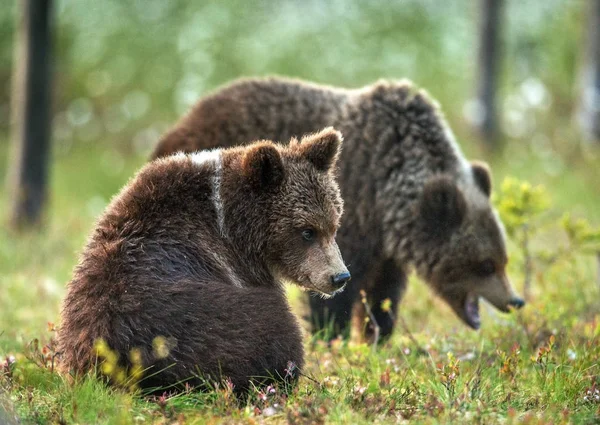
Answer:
[0,128,599,424]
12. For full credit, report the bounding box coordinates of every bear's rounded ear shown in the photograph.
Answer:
[297,127,343,172]
[419,175,466,236]
[471,161,492,198]
[242,143,284,189]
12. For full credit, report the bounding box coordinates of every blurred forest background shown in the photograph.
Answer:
[1,0,599,229]
[1,0,599,220]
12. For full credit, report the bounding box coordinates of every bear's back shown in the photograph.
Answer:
[77,156,229,293]
[151,78,350,159]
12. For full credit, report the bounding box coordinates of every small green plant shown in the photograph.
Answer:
[495,177,600,300]
[530,334,555,383]
[560,213,600,255]
[495,178,551,236]
[498,342,521,385]
[494,177,551,299]
[437,352,460,401]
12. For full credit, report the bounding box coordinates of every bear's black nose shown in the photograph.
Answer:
[508,297,525,309]
[331,272,351,288]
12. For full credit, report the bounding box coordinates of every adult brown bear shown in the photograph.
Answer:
[151,77,525,343]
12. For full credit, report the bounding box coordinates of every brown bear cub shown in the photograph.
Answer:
[58,128,349,393]
[151,77,525,343]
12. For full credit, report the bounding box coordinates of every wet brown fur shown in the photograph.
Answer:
[58,129,347,392]
[150,77,523,342]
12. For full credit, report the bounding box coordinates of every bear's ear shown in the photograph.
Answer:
[297,127,343,172]
[471,161,492,198]
[419,175,466,236]
[242,143,284,189]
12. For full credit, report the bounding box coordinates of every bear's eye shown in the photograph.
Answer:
[301,229,316,241]
[476,259,496,277]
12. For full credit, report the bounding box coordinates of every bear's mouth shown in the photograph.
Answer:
[464,292,481,330]
[299,279,346,299]
[461,291,526,330]
[306,285,346,299]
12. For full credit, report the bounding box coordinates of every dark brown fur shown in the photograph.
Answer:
[150,77,525,342]
[58,129,348,392]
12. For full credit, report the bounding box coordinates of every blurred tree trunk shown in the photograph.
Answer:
[475,0,503,149]
[578,0,600,143]
[7,0,53,229]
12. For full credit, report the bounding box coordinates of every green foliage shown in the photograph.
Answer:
[494,176,600,300]
[494,177,550,238]
[561,213,600,255]
[495,176,600,256]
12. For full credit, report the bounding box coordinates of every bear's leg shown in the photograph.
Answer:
[308,279,360,340]
[369,260,407,342]
[350,259,407,344]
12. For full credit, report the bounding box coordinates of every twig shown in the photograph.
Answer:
[51,352,59,374]
[360,290,380,351]
[298,370,322,387]
[392,311,428,356]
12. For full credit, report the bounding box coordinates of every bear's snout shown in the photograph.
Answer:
[331,271,351,289]
[508,297,525,309]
